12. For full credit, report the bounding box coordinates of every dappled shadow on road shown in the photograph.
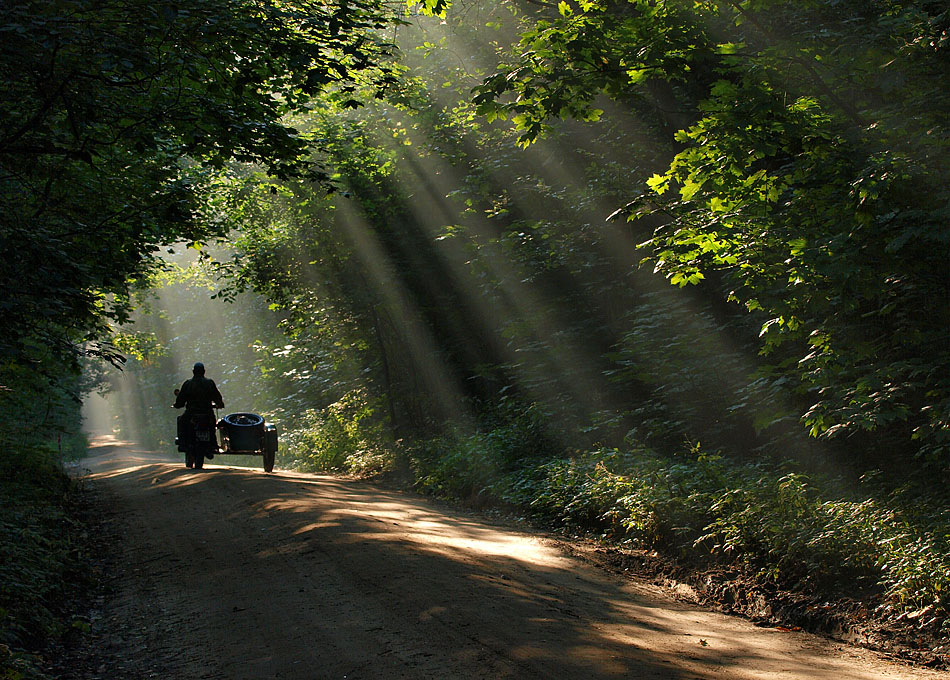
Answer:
[75,435,177,476]
[83,454,922,680]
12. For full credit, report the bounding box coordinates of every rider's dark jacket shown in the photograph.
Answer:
[174,375,224,415]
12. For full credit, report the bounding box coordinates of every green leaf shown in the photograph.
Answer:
[680,177,705,200]
[647,173,670,195]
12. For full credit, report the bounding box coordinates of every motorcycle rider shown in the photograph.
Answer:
[174,362,225,464]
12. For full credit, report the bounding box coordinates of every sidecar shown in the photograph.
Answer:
[216,412,279,473]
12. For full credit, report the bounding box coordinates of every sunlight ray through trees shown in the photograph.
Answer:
[3,2,948,668]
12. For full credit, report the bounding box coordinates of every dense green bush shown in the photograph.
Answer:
[411,402,556,501]
[0,443,86,679]
[411,434,503,501]
[408,432,950,628]
[280,389,392,474]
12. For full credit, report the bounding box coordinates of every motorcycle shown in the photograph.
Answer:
[174,389,279,473]
[174,388,218,470]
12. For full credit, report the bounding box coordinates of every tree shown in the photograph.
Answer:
[0,0,399,421]
[461,0,950,462]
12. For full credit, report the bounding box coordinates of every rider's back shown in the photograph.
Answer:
[178,375,223,414]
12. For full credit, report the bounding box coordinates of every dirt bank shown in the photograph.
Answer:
[56,438,944,679]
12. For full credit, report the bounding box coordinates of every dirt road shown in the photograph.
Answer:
[67,438,942,680]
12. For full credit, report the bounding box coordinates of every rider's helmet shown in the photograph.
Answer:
[193,362,205,375]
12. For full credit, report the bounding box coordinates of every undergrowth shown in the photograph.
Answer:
[278,389,392,476]
[408,431,950,638]
[280,397,950,639]
[0,442,87,680]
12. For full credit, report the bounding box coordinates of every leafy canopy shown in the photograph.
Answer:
[0,0,398,381]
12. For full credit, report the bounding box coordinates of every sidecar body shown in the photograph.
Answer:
[216,412,279,472]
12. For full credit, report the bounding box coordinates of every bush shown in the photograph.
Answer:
[287,391,950,628]
[0,443,84,680]
[409,402,557,501]
[280,389,392,474]
[496,447,950,625]
[410,434,502,501]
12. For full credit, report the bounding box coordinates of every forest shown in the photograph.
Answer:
[1,0,948,674]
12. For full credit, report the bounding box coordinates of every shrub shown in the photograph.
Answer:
[410,434,502,501]
[492,445,950,625]
[0,443,84,680]
[409,401,557,501]
[280,389,389,473]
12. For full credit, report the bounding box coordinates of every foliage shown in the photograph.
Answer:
[70,0,950,642]
[412,434,503,501]
[410,400,556,499]
[470,442,949,624]
[465,0,950,462]
[217,8,695,453]
[639,86,949,459]
[280,389,390,473]
[0,444,86,680]
[0,343,89,678]
[0,0,400,406]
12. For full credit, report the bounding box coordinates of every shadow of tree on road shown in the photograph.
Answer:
[76,454,926,680]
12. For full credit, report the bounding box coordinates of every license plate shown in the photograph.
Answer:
[196,431,211,442]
